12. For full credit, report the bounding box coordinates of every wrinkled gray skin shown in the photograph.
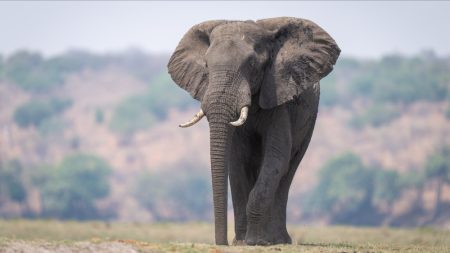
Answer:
[168,17,340,245]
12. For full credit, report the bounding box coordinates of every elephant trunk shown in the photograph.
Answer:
[204,66,248,245]
[208,103,234,245]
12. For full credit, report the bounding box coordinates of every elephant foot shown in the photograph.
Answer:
[232,238,246,246]
[245,224,272,246]
[245,237,271,246]
[271,232,292,245]
[244,233,290,245]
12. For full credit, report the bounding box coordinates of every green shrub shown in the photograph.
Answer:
[3,51,63,92]
[398,170,426,189]
[95,109,104,124]
[0,55,4,79]
[0,160,27,203]
[110,73,195,134]
[349,55,449,104]
[3,49,170,93]
[304,152,404,225]
[13,98,71,128]
[37,117,66,136]
[2,50,112,92]
[36,154,112,220]
[109,96,156,133]
[446,98,450,119]
[372,169,401,207]
[320,73,339,107]
[134,167,211,221]
[44,50,107,74]
[423,145,450,216]
[305,153,373,215]
[425,145,450,183]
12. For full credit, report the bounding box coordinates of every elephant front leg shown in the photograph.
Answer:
[229,132,258,244]
[229,159,252,244]
[269,172,294,244]
[270,124,316,244]
[245,129,292,245]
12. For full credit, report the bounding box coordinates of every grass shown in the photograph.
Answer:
[0,220,449,252]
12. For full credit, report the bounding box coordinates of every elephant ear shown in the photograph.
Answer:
[256,17,341,109]
[168,20,232,101]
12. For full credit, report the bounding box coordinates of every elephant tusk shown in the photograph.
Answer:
[230,106,249,127]
[179,110,205,128]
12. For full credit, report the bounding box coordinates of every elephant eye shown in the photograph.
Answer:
[249,58,256,67]
[244,55,257,70]
[253,42,267,54]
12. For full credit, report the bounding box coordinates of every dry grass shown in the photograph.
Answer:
[0,220,449,252]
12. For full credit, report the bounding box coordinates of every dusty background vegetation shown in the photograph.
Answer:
[1,50,450,227]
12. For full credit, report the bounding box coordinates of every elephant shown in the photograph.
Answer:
[167,17,340,245]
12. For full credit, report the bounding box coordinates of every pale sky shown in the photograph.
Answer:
[1,1,449,59]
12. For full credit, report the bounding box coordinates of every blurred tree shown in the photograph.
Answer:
[304,153,379,225]
[319,57,368,108]
[95,109,104,124]
[145,73,195,119]
[3,51,62,92]
[110,73,196,134]
[446,96,450,119]
[304,153,406,225]
[116,49,167,84]
[372,169,401,216]
[35,154,112,220]
[134,167,211,221]
[424,146,450,220]
[37,117,66,137]
[2,50,116,92]
[0,160,27,204]
[109,95,156,134]
[349,104,400,129]
[3,49,169,93]
[320,73,339,107]
[44,50,107,74]
[397,170,427,217]
[13,98,71,128]
[0,54,4,79]
[349,55,449,104]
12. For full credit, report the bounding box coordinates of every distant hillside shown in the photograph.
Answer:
[0,50,449,227]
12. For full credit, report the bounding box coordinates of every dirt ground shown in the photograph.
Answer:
[0,220,449,253]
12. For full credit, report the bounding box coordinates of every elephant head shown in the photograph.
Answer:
[168,17,340,245]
